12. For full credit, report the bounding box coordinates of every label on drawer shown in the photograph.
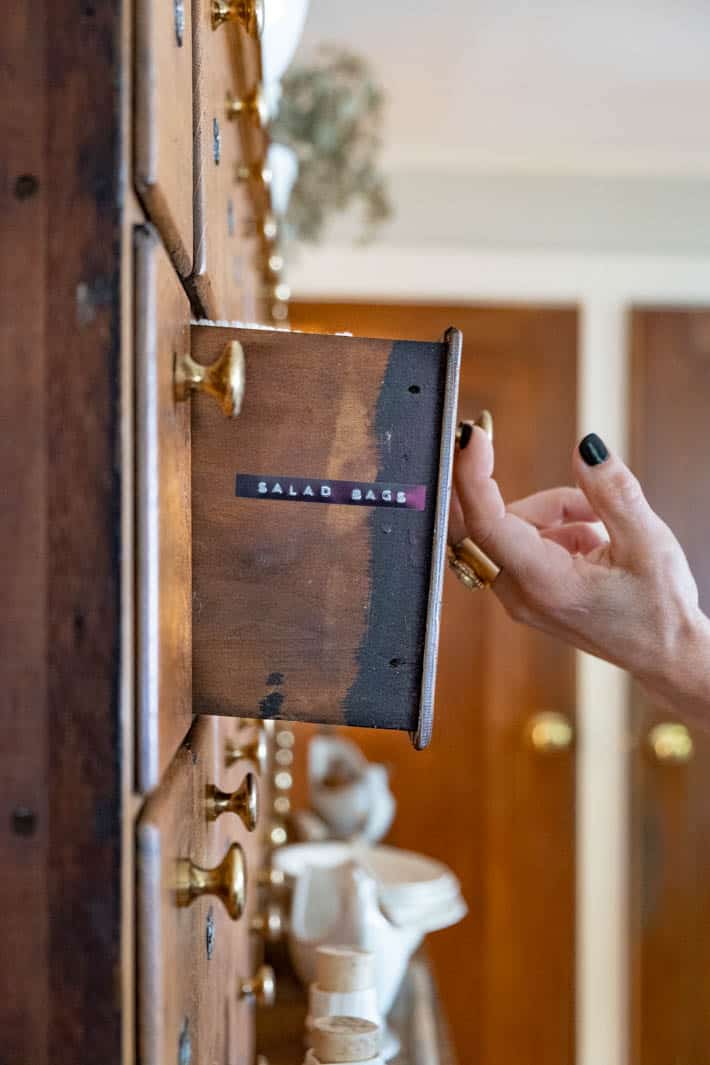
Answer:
[236,474,427,510]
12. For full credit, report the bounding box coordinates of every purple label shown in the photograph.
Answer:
[236,474,427,511]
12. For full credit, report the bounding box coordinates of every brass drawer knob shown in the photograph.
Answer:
[174,341,245,417]
[239,964,276,1006]
[648,722,694,764]
[456,408,493,447]
[175,842,246,920]
[225,729,268,774]
[211,0,264,36]
[250,903,285,941]
[236,163,272,187]
[206,772,259,830]
[226,87,269,128]
[527,711,574,754]
[256,866,285,890]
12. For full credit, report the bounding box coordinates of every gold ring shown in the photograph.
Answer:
[447,537,501,591]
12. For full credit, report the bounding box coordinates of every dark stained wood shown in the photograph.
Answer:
[135,226,193,792]
[135,0,194,275]
[0,5,49,1063]
[0,1,124,1062]
[629,308,710,1065]
[289,300,578,1065]
[190,324,458,739]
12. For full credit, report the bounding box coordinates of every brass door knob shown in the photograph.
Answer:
[237,163,272,187]
[174,341,245,417]
[250,903,285,941]
[527,711,574,754]
[226,87,269,127]
[175,842,246,920]
[206,773,259,830]
[239,964,276,1006]
[225,730,268,774]
[648,722,694,764]
[456,409,493,447]
[211,0,264,35]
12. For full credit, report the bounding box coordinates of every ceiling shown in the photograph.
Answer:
[296,0,710,177]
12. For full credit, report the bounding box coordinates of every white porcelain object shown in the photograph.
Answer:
[308,736,395,843]
[261,0,310,85]
[267,142,299,218]
[304,1051,385,1065]
[307,985,379,1034]
[287,859,423,1017]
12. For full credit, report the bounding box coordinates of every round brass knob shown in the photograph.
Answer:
[226,87,269,128]
[239,964,276,1006]
[527,711,574,754]
[174,341,245,417]
[175,842,246,920]
[226,730,268,774]
[456,409,493,447]
[250,903,285,941]
[237,163,272,187]
[648,722,694,764]
[211,0,264,36]
[206,773,259,830]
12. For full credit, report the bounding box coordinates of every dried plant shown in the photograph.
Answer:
[271,47,392,244]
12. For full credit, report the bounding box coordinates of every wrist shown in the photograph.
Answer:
[637,609,710,724]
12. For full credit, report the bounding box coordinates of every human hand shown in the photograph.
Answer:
[450,427,710,721]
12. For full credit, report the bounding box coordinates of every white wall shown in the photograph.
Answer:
[290,244,710,1065]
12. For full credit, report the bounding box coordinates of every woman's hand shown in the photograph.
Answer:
[451,427,710,724]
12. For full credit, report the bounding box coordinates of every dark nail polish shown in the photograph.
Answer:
[579,433,609,466]
[457,421,473,450]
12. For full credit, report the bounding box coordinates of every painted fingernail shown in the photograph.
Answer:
[457,421,473,450]
[579,433,609,466]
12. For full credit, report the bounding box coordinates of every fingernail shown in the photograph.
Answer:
[457,421,473,450]
[579,432,609,466]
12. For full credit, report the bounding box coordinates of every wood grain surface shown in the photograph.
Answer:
[629,308,710,1065]
[190,324,457,738]
[290,300,579,1065]
[189,0,260,319]
[135,226,193,792]
[134,0,194,275]
[0,2,125,1062]
[137,715,266,1065]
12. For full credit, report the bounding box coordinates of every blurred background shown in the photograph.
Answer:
[268,3,710,1064]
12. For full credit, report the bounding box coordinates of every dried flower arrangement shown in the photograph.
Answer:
[271,47,392,243]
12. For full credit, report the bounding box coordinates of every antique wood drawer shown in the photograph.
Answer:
[135,0,194,277]
[137,715,270,1065]
[135,226,193,793]
[187,323,461,748]
[189,0,264,320]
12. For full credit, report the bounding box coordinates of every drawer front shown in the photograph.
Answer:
[135,226,193,792]
[135,0,194,276]
[190,0,263,320]
[137,716,270,1065]
[189,325,461,747]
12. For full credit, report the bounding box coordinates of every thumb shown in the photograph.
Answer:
[573,433,666,562]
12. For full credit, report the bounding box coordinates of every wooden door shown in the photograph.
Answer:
[629,308,710,1065]
[289,301,579,1065]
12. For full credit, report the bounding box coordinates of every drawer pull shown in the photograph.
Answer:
[250,903,285,941]
[225,729,268,773]
[211,0,264,36]
[226,87,269,128]
[648,722,694,764]
[206,772,259,830]
[239,964,276,1006]
[174,341,245,417]
[175,842,246,920]
[256,866,285,890]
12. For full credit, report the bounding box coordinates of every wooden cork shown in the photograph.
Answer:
[316,946,374,993]
[311,1016,380,1063]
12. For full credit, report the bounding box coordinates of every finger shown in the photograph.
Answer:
[508,486,598,528]
[573,434,668,561]
[448,484,468,544]
[540,521,607,556]
[454,431,576,587]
